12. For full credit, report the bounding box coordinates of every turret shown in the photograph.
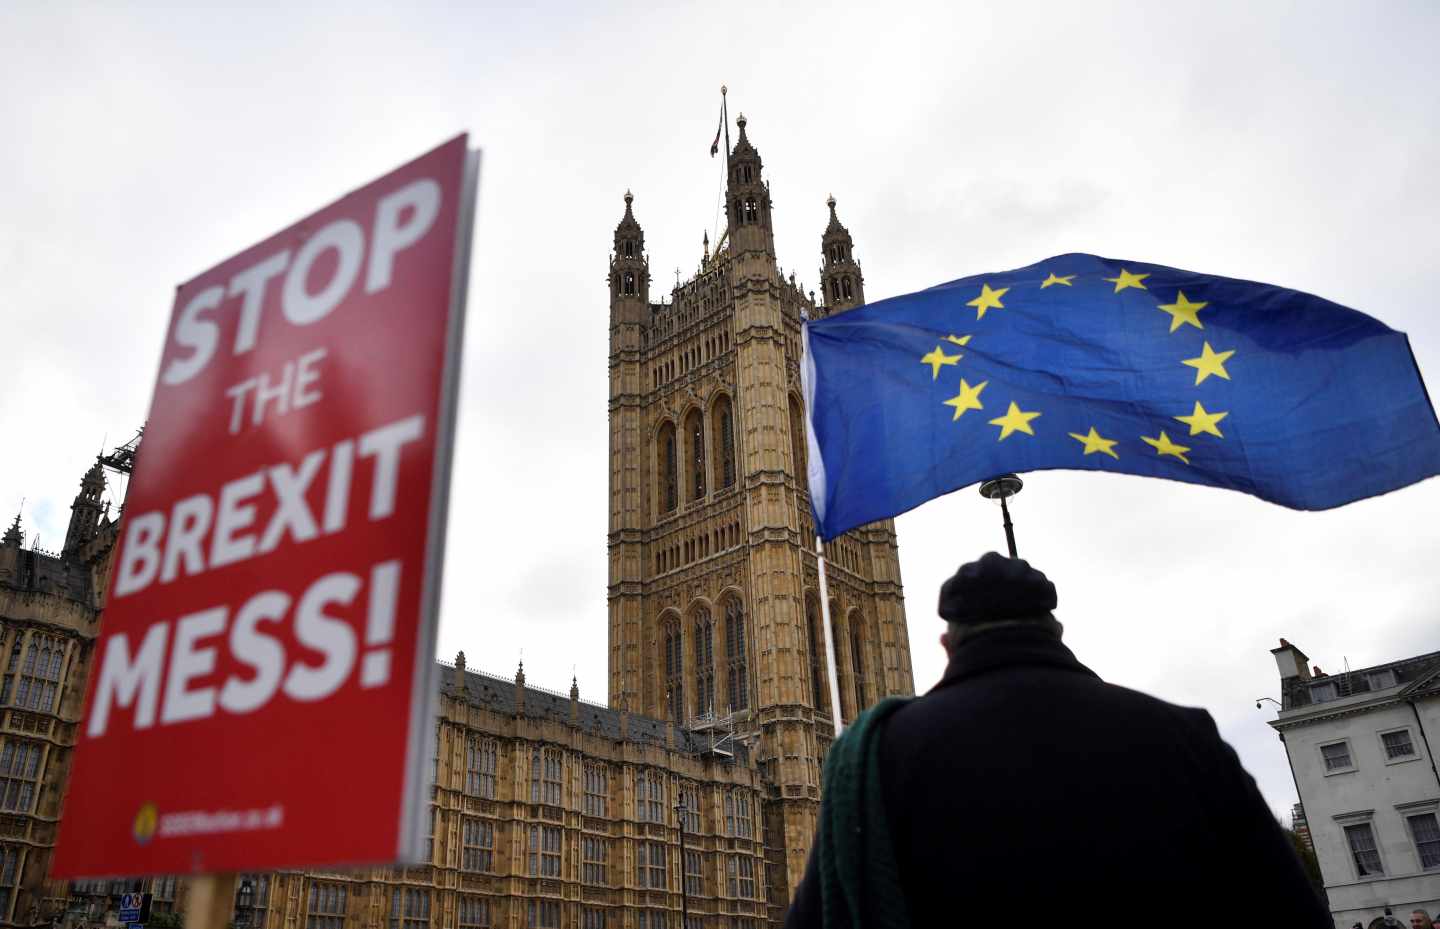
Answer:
[63,461,106,555]
[819,195,866,313]
[609,190,650,326]
[1,513,21,549]
[725,114,776,259]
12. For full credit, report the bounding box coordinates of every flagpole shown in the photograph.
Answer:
[814,535,845,738]
[721,84,730,157]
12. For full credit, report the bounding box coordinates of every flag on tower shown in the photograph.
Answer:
[800,253,1440,540]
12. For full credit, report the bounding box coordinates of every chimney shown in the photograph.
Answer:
[515,661,526,718]
[618,698,630,741]
[1270,639,1311,681]
[569,676,580,725]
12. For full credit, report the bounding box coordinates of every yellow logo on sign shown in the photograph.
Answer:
[133,803,158,845]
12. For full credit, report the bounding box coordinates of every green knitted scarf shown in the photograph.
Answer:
[816,696,913,929]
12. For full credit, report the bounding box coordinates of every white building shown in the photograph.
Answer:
[1267,639,1440,926]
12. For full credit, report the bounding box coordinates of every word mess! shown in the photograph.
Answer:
[88,558,401,737]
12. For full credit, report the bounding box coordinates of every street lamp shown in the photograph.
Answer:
[978,473,1024,558]
[674,796,691,929]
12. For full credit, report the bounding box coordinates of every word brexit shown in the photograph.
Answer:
[87,413,427,739]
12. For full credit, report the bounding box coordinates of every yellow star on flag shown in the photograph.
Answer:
[966,283,1009,320]
[1141,431,1191,464]
[1041,273,1075,289]
[943,379,987,421]
[988,402,1041,440]
[1174,401,1228,438]
[1102,268,1150,293]
[1182,341,1234,385]
[920,346,962,380]
[1068,426,1119,459]
[945,334,973,347]
[1157,291,1208,333]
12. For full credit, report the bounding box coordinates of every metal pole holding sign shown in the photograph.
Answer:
[184,876,236,929]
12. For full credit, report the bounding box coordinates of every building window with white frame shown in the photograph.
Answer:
[1320,740,1354,773]
[1407,812,1440,870]
[1380,728,1417,761]
[462,818,494,872]
[1343,822,1384,876]
[584,763,608,817]
[1366,669,1397,690]
[1309,680,1337,702]
[466,738,497,799]
[457,897,489,929]
[306,883,347,929]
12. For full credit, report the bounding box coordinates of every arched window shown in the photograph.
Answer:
[743,199,758,223]
[685,410,706,501]
[851,617,868,711]
[829,600,849,722]
[842,277,853,301]
[658,423,679,513]
[806,596,827,713]
[624,241,634,258]
[742,165,753,183]
[724,599,748,712]
[788,395,807,490]
[623,271,636,296]
[663,619,683,724]
[712,396,736,489]
[830,279,841,301]
[693,608,714,717]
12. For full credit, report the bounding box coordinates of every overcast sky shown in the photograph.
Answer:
[3,1,1438,822]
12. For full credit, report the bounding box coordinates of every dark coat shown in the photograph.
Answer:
[785,625,1330,926]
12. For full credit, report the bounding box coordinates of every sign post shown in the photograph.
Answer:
[52,135,479,880]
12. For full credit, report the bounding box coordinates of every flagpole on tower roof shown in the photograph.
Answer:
[722,85,729,156]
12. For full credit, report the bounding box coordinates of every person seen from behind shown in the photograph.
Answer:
[784,552,1331,927]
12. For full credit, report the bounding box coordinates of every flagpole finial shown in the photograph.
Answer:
[721,84,727,95]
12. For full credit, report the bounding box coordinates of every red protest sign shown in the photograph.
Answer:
[51,135,477,877]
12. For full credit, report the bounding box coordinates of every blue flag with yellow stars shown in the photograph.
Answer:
[800,253,1440,541]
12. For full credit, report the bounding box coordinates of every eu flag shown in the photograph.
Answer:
[801,253,1440,541]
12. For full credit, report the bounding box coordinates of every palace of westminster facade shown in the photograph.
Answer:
[0,112,914,929]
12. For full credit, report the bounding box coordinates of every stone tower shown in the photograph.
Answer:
[605,112,915,904]
[62,461,106,555]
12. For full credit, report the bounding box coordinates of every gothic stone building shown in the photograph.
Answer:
[0,463,124,928]
[605,111,915,903]
[12,110,913,929]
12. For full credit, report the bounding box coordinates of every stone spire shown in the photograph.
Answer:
[1,513,21,548]
[63,460,107,555]
[819,194,866,313]
[610,190,649,323]
[726,112,776,258]
[453,650,467,690]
